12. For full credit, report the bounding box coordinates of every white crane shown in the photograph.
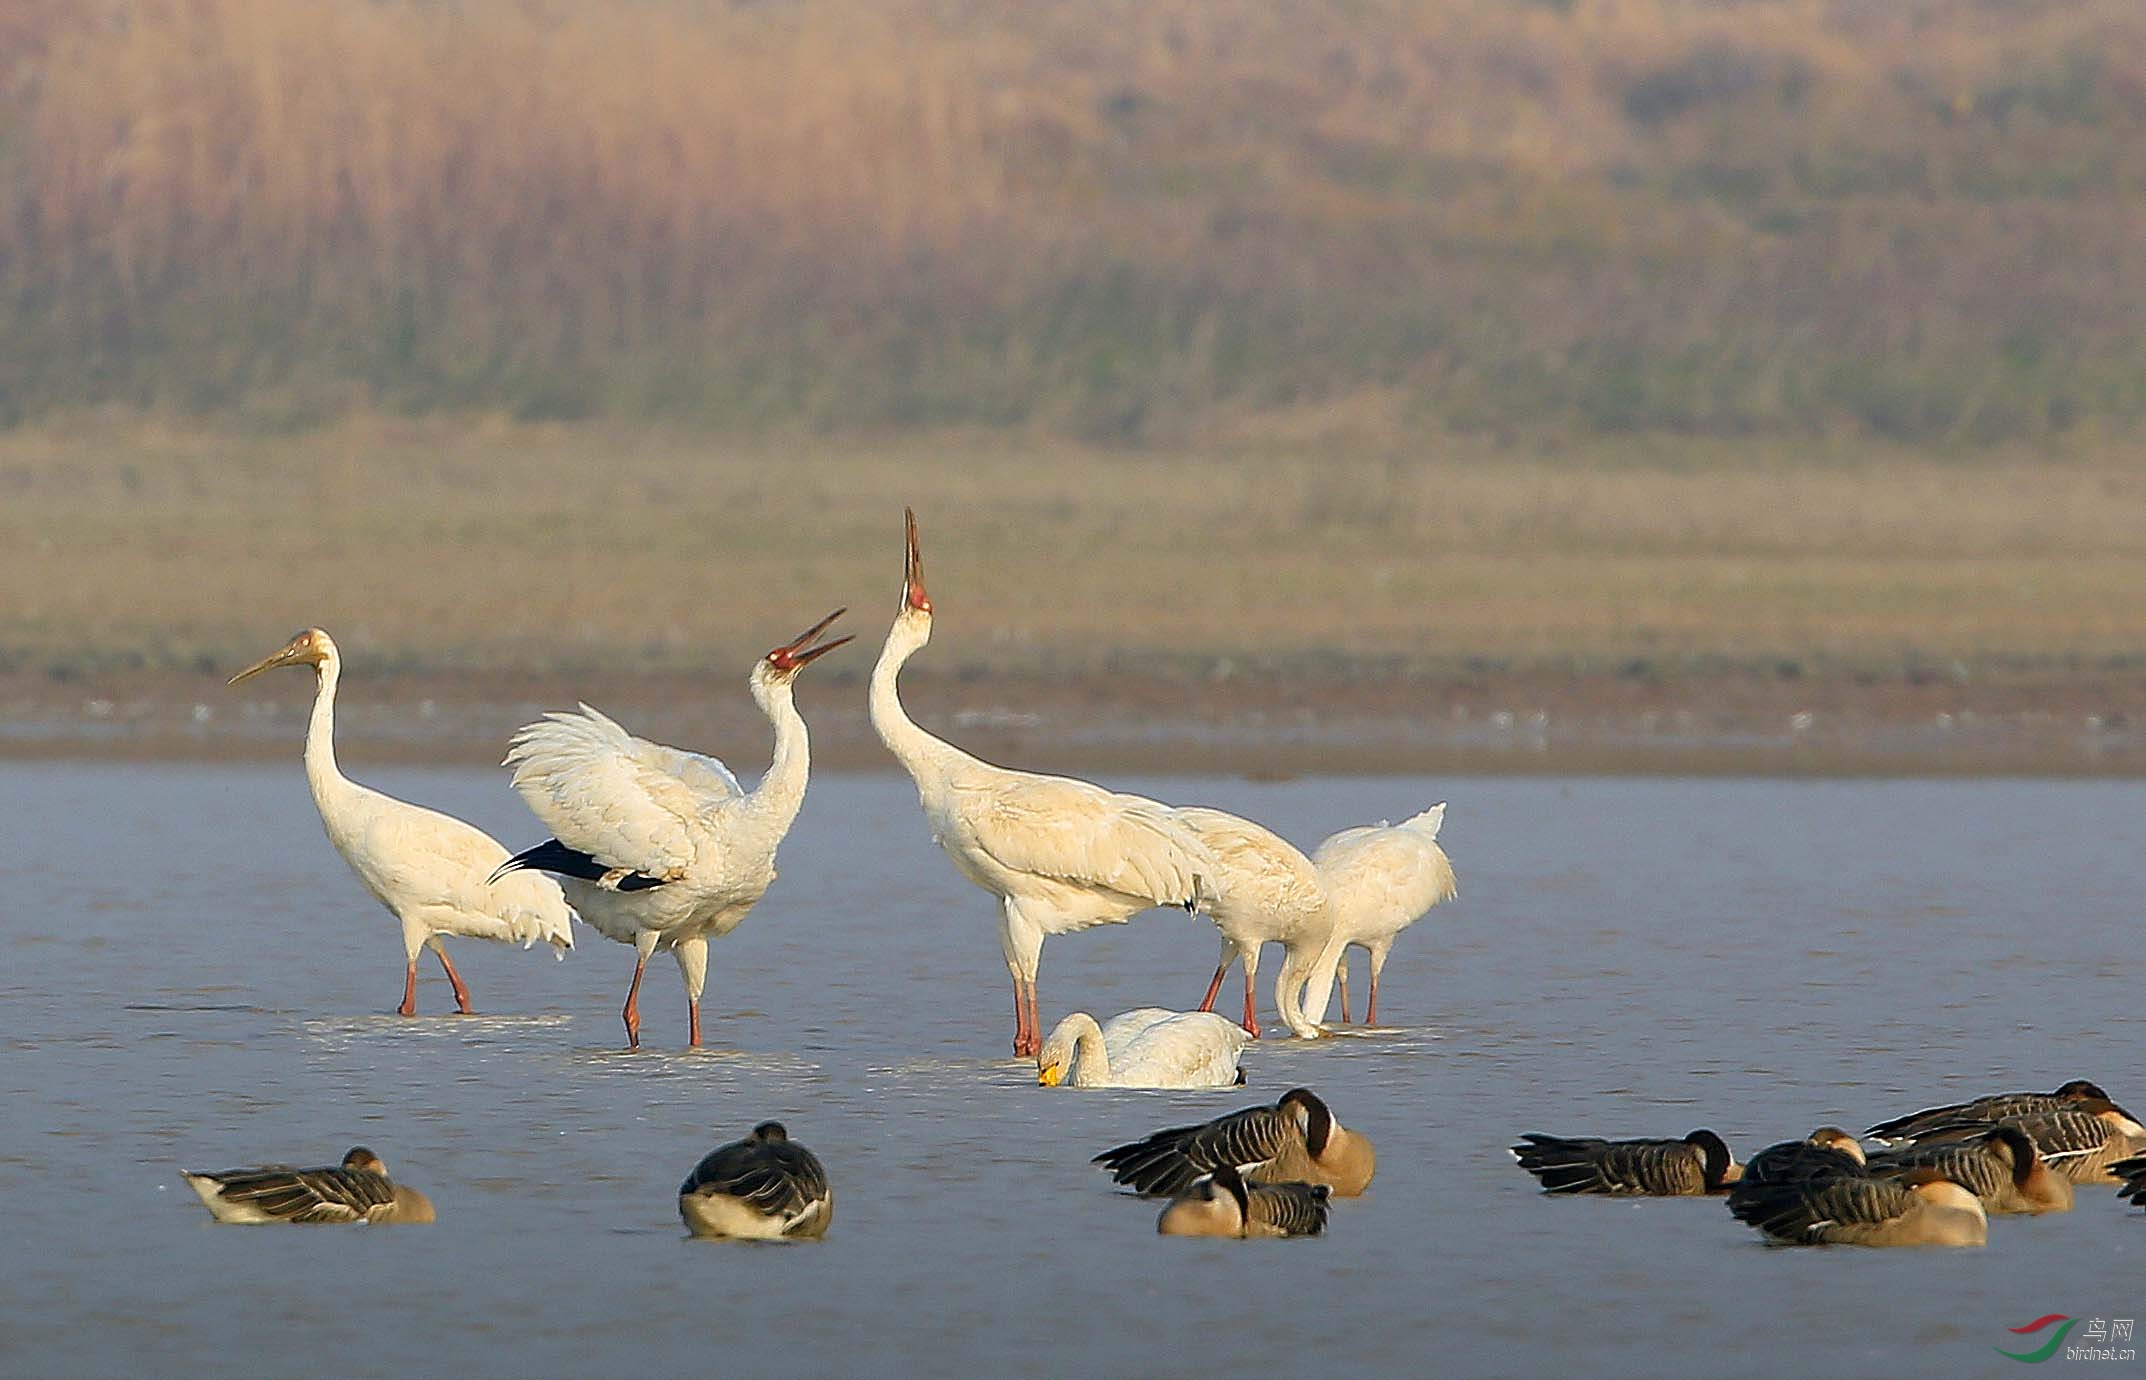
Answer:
[1171,806,1333,1039]
[1299,803,1456,1027]
[868,510,1216,1057]
[492,610,850,1048]
[227,629,574,1017]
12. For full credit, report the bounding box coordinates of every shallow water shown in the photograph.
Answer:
[1,765,2140,1379]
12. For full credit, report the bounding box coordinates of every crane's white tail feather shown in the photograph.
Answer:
[1403,802,1447,840]
[489,870,577,952]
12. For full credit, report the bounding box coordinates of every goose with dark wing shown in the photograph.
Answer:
[182,1147,435,1225]
[1736,1128,1868,1187]
[1866,1079,2139,1144]
[1094,1088,1375,1198]
[1156,1165,1329,1239]
[1892,1103,2146,1186]
[1510,1129,1739,1196]
[1729,1167,1985,1247]
[1867,1124,2072,1214]
[679,1122,832,1240]
[2110,1155,2146,1207]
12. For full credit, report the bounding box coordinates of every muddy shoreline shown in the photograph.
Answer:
[7,666,2144,776]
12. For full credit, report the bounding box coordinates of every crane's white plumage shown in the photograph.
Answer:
[1300,803,1456,1027]
[505,703,741,883]
[227,629,573,1017]
[1037,1008,1252,1089]
[494,611,850,1047]
[870,510,1216,1057]
[1171,806,1333,1040]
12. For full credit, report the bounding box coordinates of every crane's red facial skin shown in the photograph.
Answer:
[765,608,852,675]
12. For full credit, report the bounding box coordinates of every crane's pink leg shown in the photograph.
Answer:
[1239,968,1261,1039]
[1365,970,1380,1027]
[687,998,702,1049]
[398,960,419,1018]
[1009,975,1029,1056]
[1197,963,1228,1014]
[1024,981,1042,1058]
[622,955,648,1049]
[431,942,474,1014]
[1337,963,1352,1025]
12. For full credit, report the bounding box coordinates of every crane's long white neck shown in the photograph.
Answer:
[301,651,360,816]
[869,612,969,785]
[741,673,811,840]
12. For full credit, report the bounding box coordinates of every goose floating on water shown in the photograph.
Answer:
[1891,1106,2146,1186]
[1156,1165,1328,1239]
[1729,1167,1986,1247]
[1510,1129,1740,1196]
[1866,1079,2140,1144]
[1866,1123,2072,1214]
[678,1122,832,1240]
[1094,1088,1374,1197]
[1036,1008,1251,1089]
[1736,1128,1867,1187]
[182,1147,435,1225]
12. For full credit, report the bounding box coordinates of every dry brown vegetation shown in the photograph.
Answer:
[5,422,2144,682]
[7,0,2146,438]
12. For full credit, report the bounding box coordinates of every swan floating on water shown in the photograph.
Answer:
[1036,1008,1250,1089]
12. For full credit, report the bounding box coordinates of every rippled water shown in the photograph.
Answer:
[1,765,2141,1379]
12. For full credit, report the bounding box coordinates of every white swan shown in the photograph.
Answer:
[1036,1008,1251,1088]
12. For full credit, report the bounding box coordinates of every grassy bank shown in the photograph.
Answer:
[7,1,2146,439]
[5,422,2144,683]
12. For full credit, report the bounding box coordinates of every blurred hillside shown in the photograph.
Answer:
[7,0,2146,442]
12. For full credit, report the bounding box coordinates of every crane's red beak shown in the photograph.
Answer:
[766,608,852,674]
[904,507,931,613]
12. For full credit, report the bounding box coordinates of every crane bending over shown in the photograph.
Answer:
[869,510,1216,1057]
[493,610,850,1048]
[227,629,574,1016]
[1299,803,1456,1027]
[1171,806,1333,1039]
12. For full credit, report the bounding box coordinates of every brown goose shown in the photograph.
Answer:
[1729,1167,1986,1247]
[1866,1079,2141,1144]
[1094,1088,1376,1198]
[182,1147,436,1225]
[1736,1128,1868,1186]
[678,1122,832,1240]
[1868,1124,2072,1214]
[2110,1154,2146,1207]
[1156,1165,1329,1239]
[1510,1129,1739,1196]
[1905,1105,2146,1186]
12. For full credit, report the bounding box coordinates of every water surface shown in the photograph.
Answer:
[1,767,2140,1378]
